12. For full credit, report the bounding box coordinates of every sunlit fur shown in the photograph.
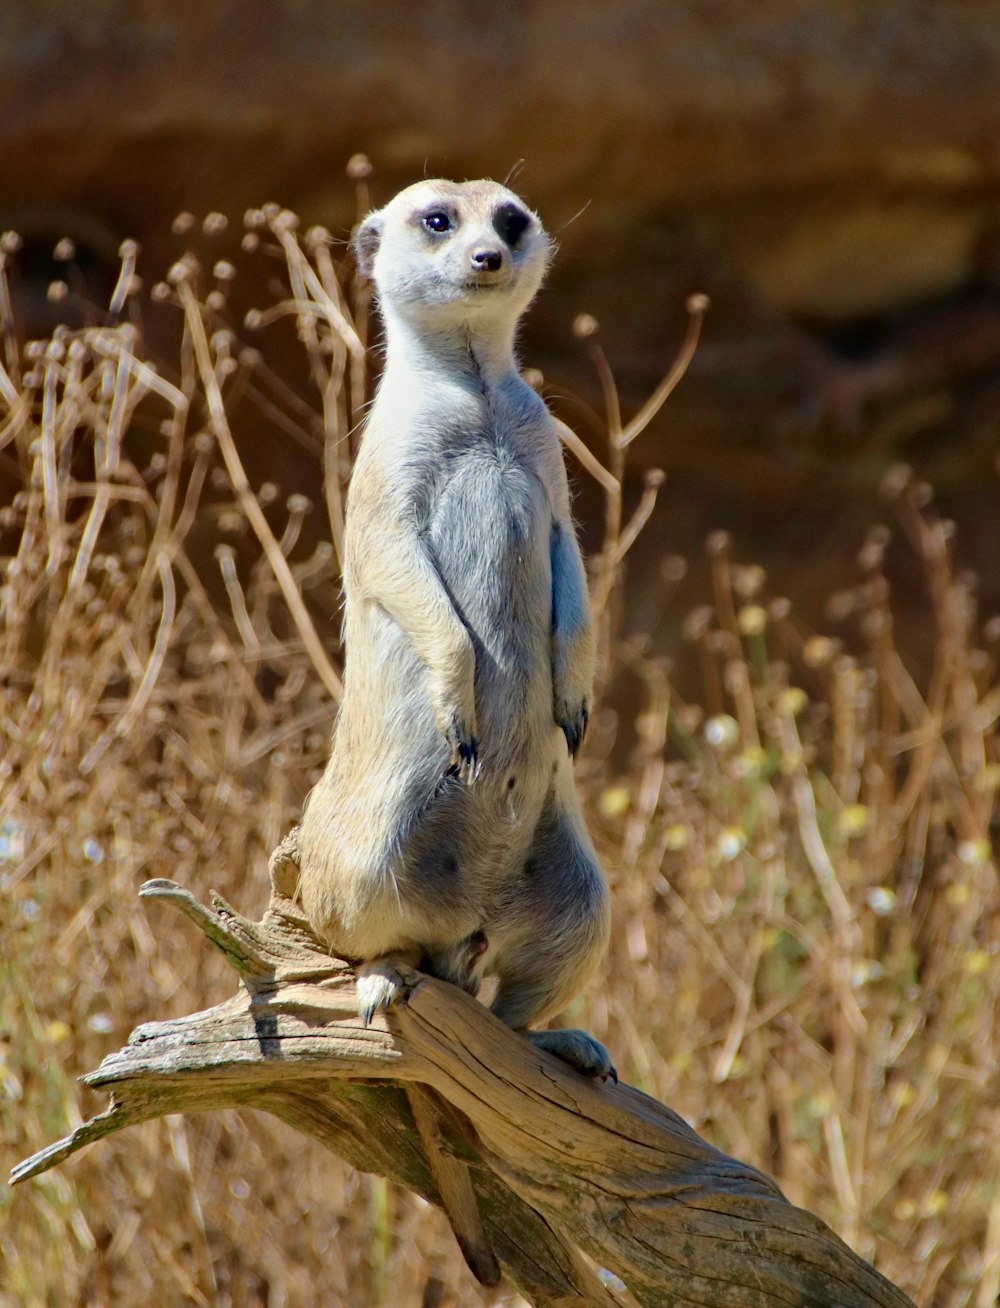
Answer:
[297,179,612,1077]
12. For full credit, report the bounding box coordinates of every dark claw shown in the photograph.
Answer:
[446,734,479,784]
[561,705,589,758]
[361,1004,376,1029]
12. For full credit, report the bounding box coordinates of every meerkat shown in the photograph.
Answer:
[297,178,613,1079]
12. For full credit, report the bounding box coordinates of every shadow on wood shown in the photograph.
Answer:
[11,829,915,1308]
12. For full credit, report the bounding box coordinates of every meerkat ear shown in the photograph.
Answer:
[352,212,384,278]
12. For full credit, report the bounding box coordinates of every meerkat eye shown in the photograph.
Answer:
[493,203,530,246]
[422,211,452,234]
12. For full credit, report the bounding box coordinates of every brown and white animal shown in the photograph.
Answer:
[297,178,613,1078]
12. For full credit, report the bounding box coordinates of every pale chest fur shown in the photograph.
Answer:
[347,372,558,758]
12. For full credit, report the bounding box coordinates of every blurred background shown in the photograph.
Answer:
[4,5,1000,1306]
[5,1,1000,645]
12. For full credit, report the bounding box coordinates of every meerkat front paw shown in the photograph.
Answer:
[554,693,589,759]
[427,634,480,782]
[552,625,593,759]
[439,709,480,784]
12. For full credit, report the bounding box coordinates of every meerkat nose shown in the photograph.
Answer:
[470,248,503,273]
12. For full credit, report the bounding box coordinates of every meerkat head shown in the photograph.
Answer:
[353,179,551,332]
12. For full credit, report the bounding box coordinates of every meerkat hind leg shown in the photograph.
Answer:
[422,930,489,998]
[490,800,616,1082]
[492,954,616,1080]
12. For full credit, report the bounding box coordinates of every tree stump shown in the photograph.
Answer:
[11,829,915,1308]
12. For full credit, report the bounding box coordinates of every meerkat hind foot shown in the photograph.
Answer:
[527,1028,617,1082]
[356,955,418,1027]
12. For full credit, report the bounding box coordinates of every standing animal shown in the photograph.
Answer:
[297,178,613,1079]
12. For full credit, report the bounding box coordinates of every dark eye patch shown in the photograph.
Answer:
[493,203,530,246]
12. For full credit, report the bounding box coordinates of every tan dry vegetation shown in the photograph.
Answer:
[1,196,999,1308]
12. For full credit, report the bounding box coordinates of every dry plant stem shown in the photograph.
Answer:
[270,220,365,362]
[12,852,914,1308]
[553,415,619,497]
[588,299,704,676]
[66,333,185,592]
[269,220,358,566]
[617,295,708,449]
[588,332,625,649]
[0,251,21,390]
[177,280,343,702]
[612,470,664,567]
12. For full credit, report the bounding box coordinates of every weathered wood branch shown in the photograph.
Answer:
[12,832,915,1308]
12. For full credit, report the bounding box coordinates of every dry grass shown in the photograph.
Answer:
[1,192,998,1308]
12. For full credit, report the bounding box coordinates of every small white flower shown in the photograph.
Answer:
[866,887,896,916]
[704,715,739,749]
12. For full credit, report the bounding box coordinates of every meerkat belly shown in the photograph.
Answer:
[428,446,554,765]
